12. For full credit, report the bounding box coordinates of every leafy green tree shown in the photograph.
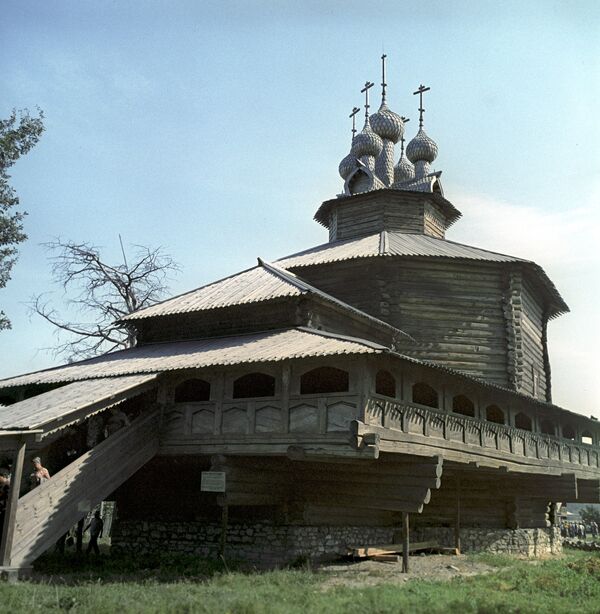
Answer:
[0,108,45,329]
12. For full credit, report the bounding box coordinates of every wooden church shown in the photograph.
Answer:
[1,59,599,573]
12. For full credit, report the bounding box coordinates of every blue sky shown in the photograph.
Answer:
[1,1,599,416]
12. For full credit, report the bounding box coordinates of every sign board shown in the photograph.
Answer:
[201,471,226,492]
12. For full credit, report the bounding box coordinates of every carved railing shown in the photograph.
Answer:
[161,393,361,438]
[365,395,600,470]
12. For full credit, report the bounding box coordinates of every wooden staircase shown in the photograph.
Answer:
[5,410,159,568]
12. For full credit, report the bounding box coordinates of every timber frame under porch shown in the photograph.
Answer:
[1,351,599,571]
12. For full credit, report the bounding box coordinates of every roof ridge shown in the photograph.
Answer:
[379,230,388,255]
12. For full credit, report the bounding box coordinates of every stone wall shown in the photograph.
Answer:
[413,527,562,556]
[112,521,561,566]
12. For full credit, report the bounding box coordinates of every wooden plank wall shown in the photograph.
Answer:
[136,300,297,345]
[331,193,448,241]
[295,258,511,387]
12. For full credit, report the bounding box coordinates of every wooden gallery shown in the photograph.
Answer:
[1,68,599,573]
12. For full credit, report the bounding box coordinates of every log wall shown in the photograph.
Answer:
[332,196,447,241]
[292,258,511,386]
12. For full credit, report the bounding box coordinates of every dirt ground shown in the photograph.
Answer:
[319,554,495,589]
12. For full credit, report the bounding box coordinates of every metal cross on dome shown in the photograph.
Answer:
[400,116,410,148]
[413,84,431,128]
[381,54,387,104]
[361,81,375,120]
[349,107,360,140]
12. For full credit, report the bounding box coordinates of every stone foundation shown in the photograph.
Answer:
[413,527,562,557]
[112,521,394,567]
[112,521,561,565]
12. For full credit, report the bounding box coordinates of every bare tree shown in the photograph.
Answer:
[31,239,179,360]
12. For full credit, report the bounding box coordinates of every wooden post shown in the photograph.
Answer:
[76,518,85,554]
[214,372,224,435]
[219,504,229,559]
[454,475,461,554]
[0,439,26,567]
[281,364,290,433]
[402,511,409,573]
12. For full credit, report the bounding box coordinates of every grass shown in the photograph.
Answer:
[1,550,599,613]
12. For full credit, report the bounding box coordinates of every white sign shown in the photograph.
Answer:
[201,471,226,492]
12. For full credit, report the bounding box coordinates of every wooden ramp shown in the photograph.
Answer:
[5,410,159,568]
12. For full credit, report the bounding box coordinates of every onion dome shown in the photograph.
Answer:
[351,120,383,159]
[393,153,415,184]
[370,103,404,144]
[338,152,357,180]
[406,128,438,163]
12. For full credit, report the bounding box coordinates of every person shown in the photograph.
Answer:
[29,457,50,490]
[84,510,104,555]
[105,407,130,437]
[0,471,10,536]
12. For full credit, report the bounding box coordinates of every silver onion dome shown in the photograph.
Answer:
[394,153,415,184]
[369,103,404,144]
[406,128,438,163]
[351,121,383,158]
[338,152,357,180]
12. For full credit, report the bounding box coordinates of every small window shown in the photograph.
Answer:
[486,405,505,424]
[412,383,438,409]
[515,412,532,431]
[540,419,556,436]
[174,379,211,402]
[452,395,475,417]
[375,370,396,398]
[562,424,576,440]
[233,373,275,399]
[582,431,594,445]
[300,367,349,395]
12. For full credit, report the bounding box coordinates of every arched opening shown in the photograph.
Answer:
[515,412,532,431]
[485,404,505,424]
[233,373,275,399]
[375,370,396,398]
[452,394,475,417]
[174,378,211,403]
[562,424,576,440]
[412,383,438,409]
[300,367,349,395]
[540,419,556,436]
[0,395,16,406]
[582,430,594,445]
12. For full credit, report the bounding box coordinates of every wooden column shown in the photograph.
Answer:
[402,511,410,573]
[358,362,371,422]
[0,439,26,567]
[219,504,229,559]
[454,476,461,554]
[281,364,290,433]
[213,372,224,435]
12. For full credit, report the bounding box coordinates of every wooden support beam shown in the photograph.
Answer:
[402,512,409,573]
[455,475,461,554]
[0,438,26,567]
[220,504,228,559]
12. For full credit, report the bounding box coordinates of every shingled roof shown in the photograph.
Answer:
[0,328,385,389]
[120,259,410,341]
[276,230,568,317]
